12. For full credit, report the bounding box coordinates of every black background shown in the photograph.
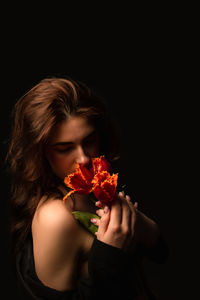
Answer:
[0,4,197,299]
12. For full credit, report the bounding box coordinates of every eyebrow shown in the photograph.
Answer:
[52,130,96,147]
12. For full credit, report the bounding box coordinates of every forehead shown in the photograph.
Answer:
[49,116,94,144]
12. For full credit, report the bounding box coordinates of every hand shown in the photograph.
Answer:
[91,192,138,251]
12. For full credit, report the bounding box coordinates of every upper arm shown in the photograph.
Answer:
[32,199,82,291]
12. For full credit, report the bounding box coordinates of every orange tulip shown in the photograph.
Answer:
[63,156,118,204]
[92,171,118,205]
[92,155,112,174]
[63,163,93,202]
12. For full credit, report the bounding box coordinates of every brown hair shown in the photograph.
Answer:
[7,76,120,256]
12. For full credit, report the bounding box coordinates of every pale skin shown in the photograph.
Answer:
[31,116,160,292]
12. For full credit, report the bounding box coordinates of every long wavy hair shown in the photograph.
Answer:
[7,77,120,256]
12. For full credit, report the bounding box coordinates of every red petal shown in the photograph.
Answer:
[63,190,76,203]
[92,172,118,204]
[92,156,112,174]
[79,164,94,185]
[64,173,86,190]
[102,181,116,201]
[64,164,93,194]
[92,171,110,185]
[93,185,111,203]
[63,157,117,205]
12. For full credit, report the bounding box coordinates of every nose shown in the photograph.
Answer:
[75,146,90,167]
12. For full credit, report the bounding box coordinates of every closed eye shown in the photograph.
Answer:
[51,130,98,152]
[54,146,73,153]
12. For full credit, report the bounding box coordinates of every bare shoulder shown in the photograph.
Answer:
[32,197,83,250]
[33,198,77,232]
[31,197,83,290]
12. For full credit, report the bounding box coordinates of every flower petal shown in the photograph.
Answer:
[93,186,110,203]
[79,164,94,185]
[63,156,118,205]
[64,164,92,190]
[92,155,112,174]
[92,170,110,185]
[63,164,93,202]
[92,172,118,204]
[63,190,76,203]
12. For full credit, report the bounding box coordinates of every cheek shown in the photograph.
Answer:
[46,152,73,178]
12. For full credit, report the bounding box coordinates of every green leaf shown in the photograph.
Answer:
[72,211,100,235]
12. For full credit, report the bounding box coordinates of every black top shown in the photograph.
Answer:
[14,234,169,300]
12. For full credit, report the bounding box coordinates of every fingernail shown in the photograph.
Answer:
[96,201,103,208]
[104,206,109,213]
[91,218,97,223]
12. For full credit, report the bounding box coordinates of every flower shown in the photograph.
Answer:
[63,155,119,235]
[92,171,118,205]
[63,155,115,203]
[63,163,94,202]
[92,156,112,174]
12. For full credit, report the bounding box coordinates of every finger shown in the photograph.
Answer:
[125,194,131,202]
[96,206,110,236]
[119,194,131,233]
[108,195,122,228]
[90,218,100,226]
[95,201,104,208]
[125,195,137,236]
[125,195,136,210]
[125,195,138,211]
[134,201,139,209]
[96,209,104,217]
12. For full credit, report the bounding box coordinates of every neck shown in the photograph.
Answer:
[58,184,97,214]
[72,193,97,214]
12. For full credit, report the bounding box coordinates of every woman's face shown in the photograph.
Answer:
[45,116,100,179]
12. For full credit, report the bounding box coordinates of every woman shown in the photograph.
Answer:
[7,77,168,299]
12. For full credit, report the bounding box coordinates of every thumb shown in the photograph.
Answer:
[96,206,110,236]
